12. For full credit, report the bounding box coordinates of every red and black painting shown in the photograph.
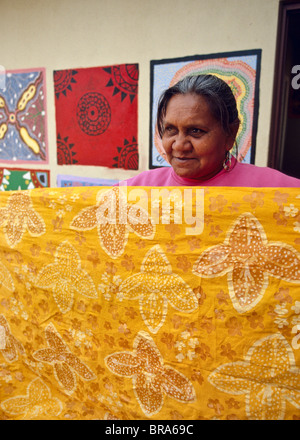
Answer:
[53,64,138,169]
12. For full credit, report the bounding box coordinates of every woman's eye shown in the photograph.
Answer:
[190,128,207,137]
[164,126,176,134]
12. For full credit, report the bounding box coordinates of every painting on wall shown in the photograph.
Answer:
[149,50,261,168]
[0,167,50,191]
[54,64,139,170]
[57,174,118,187]
[0,68,48,164]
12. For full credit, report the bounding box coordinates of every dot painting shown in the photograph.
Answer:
[0,68,48,163]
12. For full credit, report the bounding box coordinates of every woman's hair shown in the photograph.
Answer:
[157,74,240,138]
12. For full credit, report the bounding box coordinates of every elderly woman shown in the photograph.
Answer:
[122,74,299,187]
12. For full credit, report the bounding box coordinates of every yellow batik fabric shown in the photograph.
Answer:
[0,186,300,420]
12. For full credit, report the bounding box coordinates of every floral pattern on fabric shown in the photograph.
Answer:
[0,186,299,420]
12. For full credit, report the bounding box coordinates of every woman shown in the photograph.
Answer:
[121,74,300,187]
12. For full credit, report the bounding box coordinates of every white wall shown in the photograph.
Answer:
[1,0,280,186]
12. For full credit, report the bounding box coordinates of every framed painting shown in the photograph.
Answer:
[57,174,118,187]
[0,167,49,191]
[0,68,48,163]
[54,64,139,170]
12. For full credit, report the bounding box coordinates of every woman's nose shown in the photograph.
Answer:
[172,133,193,151]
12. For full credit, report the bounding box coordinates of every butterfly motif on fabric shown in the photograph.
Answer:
[105,331,196,417]
[35,241,97,314]
[1,378,63,419]
[208,333,300,420]
[0,315,25,363]
[0,191,45,247]
[119,245,198,333]
[33,323,96,394]
[70,187,155,258]
[193,213,300,312]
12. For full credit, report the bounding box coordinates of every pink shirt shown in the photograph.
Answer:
[120,161,300,187]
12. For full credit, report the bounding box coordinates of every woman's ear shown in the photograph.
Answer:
[230,119,240,139]
[227,119,240,149]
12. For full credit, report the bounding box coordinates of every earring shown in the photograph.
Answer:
[223,150,232,171]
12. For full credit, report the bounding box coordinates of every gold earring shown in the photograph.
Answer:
[223,151,232,171]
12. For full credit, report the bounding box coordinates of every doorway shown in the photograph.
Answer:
[268,0,300,179]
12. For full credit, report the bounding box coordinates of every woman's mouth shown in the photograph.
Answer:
[173,157,195,163]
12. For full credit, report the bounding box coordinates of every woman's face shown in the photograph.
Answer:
[162,93,236,180]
